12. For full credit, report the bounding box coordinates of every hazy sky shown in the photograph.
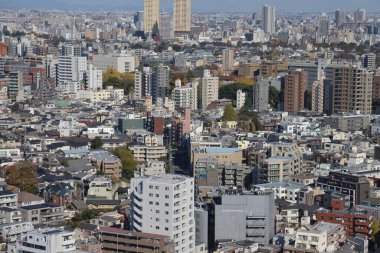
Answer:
[1,0,379,12]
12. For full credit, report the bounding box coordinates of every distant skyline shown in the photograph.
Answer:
[0,0,379,13]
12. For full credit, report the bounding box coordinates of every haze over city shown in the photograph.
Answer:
[1,0,379,12]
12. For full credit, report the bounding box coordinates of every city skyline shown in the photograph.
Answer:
[1,0,379,12]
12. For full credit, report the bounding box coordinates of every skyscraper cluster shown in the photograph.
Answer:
[143,0,192,37]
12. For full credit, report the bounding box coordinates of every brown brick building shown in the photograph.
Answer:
[99,227,175,253]
[284,70,308,114]
[315,209,372,237]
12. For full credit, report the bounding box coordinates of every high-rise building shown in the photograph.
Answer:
[144,0,160,34]
[362,53,376,70]
[173,79,198,110]
[61,44,81,57]
[134,11,144,32]
[262,5,276,34]
[284,70,308,114]
[152,64,170,102]
[134,67,153,99]
[318,17,330,38]
[354,8,366,23]
[173,0,192,34]
[332,66,373,114]
[85,64,102,91]
[8,72,23,101]
[311,78,325,114]
[202,70,219,110]
[130,174,195,253]
[253,77,269,112]
[236,90,246,110]
[57,56,87,85]
[335,9,346,28]
[373,70,380,102]
[222,48,234,71]
[159,13,173,41]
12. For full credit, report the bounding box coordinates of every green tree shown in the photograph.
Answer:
[103,68,134,95]
[112,147,137,180]
[11,103,20,112]
[371,220,380,247]
[223,104,237,121]
[90,137,103,150]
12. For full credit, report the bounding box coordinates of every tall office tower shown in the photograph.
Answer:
[134,11,144,32]
[362,53,376,70]
[236,90,246,110]
[152,65,170,102]
[144,0,160,34]
[85,64,103,91]
[284,70,308,114]
[262,5,276,34]
[318,17,330,38]
[354,8,366,23]
[335,9,346,28]
[61,44,81,57]
[173,0,192,35]
[57,56,87,85]
[134,67,153,99]
[333,66,373,115]
[222,48,234,71]
[311,77,324,114]
[159,13,173,41]
[8,72,23,101]
[202,70,219,110]
[253,77,269,112]
[130,174,195,253]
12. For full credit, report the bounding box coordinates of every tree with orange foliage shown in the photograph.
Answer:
[5,162,39,194]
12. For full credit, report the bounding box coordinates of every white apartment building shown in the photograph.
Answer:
[202,70,219,110]
[86,63,103,90]
[129,145,167,162]
[130,174,195,253]
[57,56,87,84]
[8,227,76,253]
[87,177,113,200]
[172,79,197,110]
[93,54,135,73]
[236,89,246,110]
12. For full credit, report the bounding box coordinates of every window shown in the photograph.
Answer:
[156,226,160,229]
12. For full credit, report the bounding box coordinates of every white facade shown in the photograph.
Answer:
[93,54,135,73]
[172,79,197,110]
[57,56,87,84]
[131,174,195,253]
[263,5,276,34]
[86,64,103,91]
[236,89,246,110]
[87,177,113,200]
[10,227,76,253]
[202,70,219,110]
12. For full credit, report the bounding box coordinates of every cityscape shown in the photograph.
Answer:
[0,0,379,253]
